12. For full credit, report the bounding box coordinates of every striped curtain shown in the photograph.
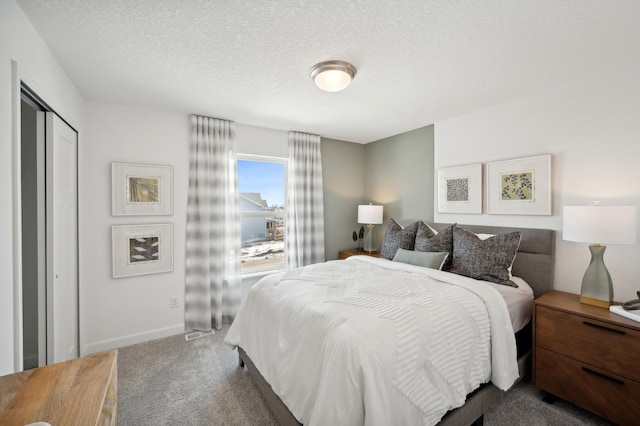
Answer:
[185,116,241,330]
[286,132,325,268]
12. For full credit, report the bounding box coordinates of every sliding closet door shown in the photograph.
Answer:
[46,112,79,363]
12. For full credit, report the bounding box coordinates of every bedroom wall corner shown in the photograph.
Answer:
[321,138,366,260]
[364,125,435,248]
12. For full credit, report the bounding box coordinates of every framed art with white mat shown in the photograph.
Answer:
[112,163,173,215]
[112,223,173,278]
[486,154,551,215]
[437,163,482,214]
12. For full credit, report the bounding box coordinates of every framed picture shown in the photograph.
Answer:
[486,154,551,215]
[112,163,173,216]
[437,164,482,214]
[112,224,173,278]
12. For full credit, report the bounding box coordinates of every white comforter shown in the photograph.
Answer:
[225,256,519,426]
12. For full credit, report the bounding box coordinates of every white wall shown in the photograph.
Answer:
[434,70,640,302]
[236,123,287,158]
[0,0,85,375]
[81,102,189,354]
[82,105,292,354]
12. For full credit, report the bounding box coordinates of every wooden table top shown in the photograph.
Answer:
[0,349,117,426]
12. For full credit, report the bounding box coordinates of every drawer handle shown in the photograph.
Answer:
[582,367,624,385]
[582,321,626,335]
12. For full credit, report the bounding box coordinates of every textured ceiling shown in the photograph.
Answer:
[16,0,640,143]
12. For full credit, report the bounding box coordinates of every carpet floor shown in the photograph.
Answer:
[118,325,613,425]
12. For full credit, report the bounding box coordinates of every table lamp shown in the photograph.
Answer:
[358,204,383,253]
[563,203,637,308]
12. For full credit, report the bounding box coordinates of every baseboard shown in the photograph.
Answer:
[82,323,185,356]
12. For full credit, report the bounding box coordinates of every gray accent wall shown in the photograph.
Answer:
[321,138,366,260]
[364,125,435,248]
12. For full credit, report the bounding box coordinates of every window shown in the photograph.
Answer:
[237,156,287,273]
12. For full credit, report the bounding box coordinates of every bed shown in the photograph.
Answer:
[225,222,555,425]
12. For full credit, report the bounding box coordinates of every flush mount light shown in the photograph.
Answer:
[310,60,357,92]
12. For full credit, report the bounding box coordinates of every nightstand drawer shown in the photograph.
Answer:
[536,305,640,381]
[536,347,640,425]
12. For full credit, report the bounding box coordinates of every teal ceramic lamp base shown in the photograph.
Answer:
[580,244,613,308]
[363,224,376,253]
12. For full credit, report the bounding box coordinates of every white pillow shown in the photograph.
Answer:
[474,233,495,240]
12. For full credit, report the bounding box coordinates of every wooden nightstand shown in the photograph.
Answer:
[533,291,640,425]
[338,248,380,259]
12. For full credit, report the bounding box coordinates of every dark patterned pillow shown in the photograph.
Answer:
[380,219,419,260]
[414,222,455,271]
[450,227,521,287]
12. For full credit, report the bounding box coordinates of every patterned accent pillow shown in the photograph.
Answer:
[450,227,521,287]
[414,222,455,271]
[380,219,419,260]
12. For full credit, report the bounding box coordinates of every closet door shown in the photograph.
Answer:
[46,112,78,363]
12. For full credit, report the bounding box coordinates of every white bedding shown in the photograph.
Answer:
[488,276,534,332]
[225,256,519,426]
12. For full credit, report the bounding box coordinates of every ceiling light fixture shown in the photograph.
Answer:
[310,60,357,92]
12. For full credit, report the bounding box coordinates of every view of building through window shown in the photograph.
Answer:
[238,158,286,271]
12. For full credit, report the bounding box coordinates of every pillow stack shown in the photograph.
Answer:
[380,219,521,286]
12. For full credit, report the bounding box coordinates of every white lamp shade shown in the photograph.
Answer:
[563,205,637,244]
[358,204,383,224]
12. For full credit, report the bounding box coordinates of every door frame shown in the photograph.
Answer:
[11,60,80,371]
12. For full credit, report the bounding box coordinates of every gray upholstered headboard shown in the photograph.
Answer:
[426,223,556,298]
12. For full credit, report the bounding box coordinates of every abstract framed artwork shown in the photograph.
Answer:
[437,163,482,214]
[112,223,174,278]
[112,163,173,216]
[486,154,551,215]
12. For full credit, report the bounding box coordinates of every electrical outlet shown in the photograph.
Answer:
[170,296,179,309]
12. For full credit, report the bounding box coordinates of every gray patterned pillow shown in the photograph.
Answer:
[450,227,521,287]
[380,219,419,260]
[414,222,455,271]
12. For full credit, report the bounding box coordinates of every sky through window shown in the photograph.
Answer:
[237,160,285,207]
